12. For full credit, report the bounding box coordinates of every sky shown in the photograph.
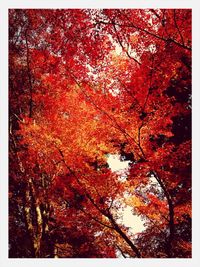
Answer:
[107,154,146,235]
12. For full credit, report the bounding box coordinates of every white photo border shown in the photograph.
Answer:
[1,1,199,267]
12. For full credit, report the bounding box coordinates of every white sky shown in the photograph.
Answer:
[107,154,130,172]
[107,154,146,234]
[119,206,146,234]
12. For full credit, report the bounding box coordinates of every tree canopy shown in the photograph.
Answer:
[9,9,191,258]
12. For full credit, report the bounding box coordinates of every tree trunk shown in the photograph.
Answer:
[107,212,141,258]
[153,171,175,257]
[24,178,43,257]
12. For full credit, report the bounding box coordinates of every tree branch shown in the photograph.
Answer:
[151,171,175,257]
[25,29,33,118]
[116,244,127,258]
[110,18,141,65]
[65,67,146,160]
[96,14,191,51]
[56,146,141,257]
[173,10,185,46]
[107,211,141,258]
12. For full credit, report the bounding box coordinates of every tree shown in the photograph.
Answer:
[9,8,191,258]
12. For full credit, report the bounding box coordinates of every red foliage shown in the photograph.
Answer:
[9,9,191,258]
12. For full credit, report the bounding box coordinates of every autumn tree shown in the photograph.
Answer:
[9,9,191,258]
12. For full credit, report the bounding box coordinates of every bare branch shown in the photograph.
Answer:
[173,10,185,46]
